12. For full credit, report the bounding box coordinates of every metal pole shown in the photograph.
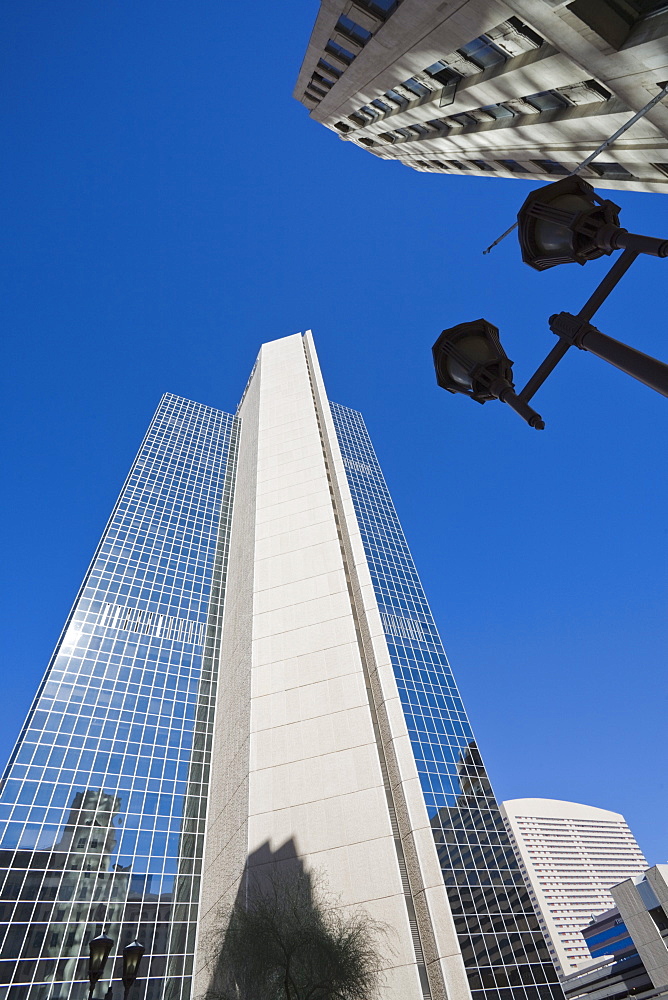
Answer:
[487,377,545,427]
[497,385,545,428]
[517,339,571,402]
[482,220,520,256]
[549,312,668,396]
[482,81,668,255]
[578,248,638,322]
[580,326,668,396]
[611,231,668,257]
[574,80,668,174]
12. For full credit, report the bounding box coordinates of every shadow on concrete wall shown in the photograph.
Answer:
[202,838,388,1000]
[205,838,312,998]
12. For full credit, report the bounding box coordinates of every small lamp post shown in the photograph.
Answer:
[121,940,145,1000]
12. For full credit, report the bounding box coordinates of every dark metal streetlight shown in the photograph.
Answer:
[87,933,145,1000]
[517,175,668,271]
[432,320,545,429]
[434,178,668,428]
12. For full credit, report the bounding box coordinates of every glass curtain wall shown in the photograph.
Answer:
[0,394,237,1000]
[330,402,564,1000]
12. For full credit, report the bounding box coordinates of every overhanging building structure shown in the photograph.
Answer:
[0,333,564,1000]
[294,0,668,191]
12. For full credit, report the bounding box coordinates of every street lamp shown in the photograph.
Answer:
[432,320,545,428]
[87,933,145,1000]
[435,178,668,427]
[517,175,668,271]
[434,307,668,429]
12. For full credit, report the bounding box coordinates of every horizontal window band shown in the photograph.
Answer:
[97,604,205,646]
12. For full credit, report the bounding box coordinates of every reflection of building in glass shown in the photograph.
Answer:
[2,333,562,1000]
[500,799,648,976]
[428,744,556,995]
[44,790,128,982]
[0,789,129,999]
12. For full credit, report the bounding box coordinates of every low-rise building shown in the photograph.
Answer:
[560,867,668,1000]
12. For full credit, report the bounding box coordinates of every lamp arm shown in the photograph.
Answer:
[487,377,545,429]
[595,228,668,259]
[498,385,545,429]
[549,313,668,397]
[516,247,642,404]
[517,340,572,403]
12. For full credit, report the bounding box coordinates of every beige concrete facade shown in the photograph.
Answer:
[194,333,469,1000]
[294,0,668,191]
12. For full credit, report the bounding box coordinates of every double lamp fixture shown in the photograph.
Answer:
[433,175,668,429]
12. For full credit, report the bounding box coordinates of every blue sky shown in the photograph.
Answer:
[2,2,667,864]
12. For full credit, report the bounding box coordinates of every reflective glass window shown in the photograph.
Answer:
[0,396,238,1000]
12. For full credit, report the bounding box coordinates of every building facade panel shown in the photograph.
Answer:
[196,334,427,1000]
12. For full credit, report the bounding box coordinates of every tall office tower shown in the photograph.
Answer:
[294,0,668,192]
[500,799,648,978]
[0,333,563,1000]
[0,396,237,1000]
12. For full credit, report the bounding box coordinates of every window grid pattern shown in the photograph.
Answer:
[330,402,564,1000]
[0,394,238,1000]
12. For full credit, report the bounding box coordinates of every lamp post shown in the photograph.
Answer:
[432,320,545,429]
[433,178,668,428]
[87,933,145,1000]
[517,175,668,270]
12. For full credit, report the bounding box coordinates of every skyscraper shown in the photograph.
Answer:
[0,396,237,1000]
[0,333,563,1000]
[294,0,668,191]
[500,799,648,977]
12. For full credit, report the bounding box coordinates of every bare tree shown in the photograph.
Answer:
[203,865,388,1000]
